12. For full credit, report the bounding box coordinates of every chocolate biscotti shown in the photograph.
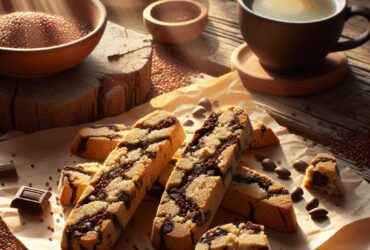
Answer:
[0,216,28,250]
[195,222,270,250]
[61,110,185,250]
[249,120,279,149]
[152,106,253,250]
[303,153,343,197]
[70,124,129,160]
[59,163,101,206]
[223,166,297,232]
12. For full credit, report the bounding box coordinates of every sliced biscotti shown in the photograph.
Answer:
[249,120,279,149]
[152,106,253,250]
[223,166,297,233]
[61,110,185,250]
[303,153,343,197]
[0,216,28,250]
[195,222,270,250]
[153,120,278,192]
[71,124,129,160]
[58,163,101,206]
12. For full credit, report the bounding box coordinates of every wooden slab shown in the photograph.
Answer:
[0,22,152,133]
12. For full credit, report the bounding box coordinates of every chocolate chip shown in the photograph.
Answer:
[198,97,213,111]
[183,119,194,127]
[255,152,267,162]
[192,106,207,118]
[261,158,277,171]
[291,187,304,202]
[312,171,328,186]
[309,208,328,219]
[293,160,309,172]
[162,222,173,234]
[274,166,291,179]
[306,198,319,211]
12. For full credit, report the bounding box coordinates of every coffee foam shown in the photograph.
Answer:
[247,0,339,23]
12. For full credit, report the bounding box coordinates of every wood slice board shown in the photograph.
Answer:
[0,22,152,133]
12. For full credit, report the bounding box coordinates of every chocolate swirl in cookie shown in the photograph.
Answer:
[62,111,185,250]
[153,106,252,250]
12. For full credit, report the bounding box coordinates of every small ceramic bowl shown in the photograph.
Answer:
[143,0,208,44]
[0,0,107,78]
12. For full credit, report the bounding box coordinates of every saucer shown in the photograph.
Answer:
[231,43,348,96]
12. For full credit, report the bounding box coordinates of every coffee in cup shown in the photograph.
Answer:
[237,0,370,73]
[248,0,338,23]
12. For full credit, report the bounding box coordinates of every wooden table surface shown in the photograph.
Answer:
[103,0,369,179]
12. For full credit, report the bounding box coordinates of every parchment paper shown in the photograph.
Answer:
[0,72,369,250]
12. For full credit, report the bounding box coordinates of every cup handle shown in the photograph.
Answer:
[333,5,370,51]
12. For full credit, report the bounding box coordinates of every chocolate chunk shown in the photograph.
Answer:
[10,186,51,213]
[0,217,28,250]
[312,171,328,186]
[309,208,328,219]
[192,106,207,118]
[198,97,213,111]
[183,119,194,127]
[291,187,304,202]
[293,160,309,172]
[255,152,267,162]
[199,227,227,244]
[274,166,291,179]
[261,158,277,171]
[0,162,17,178]
[306,198,319,211]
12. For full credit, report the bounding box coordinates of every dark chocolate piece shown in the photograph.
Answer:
[306,198,319,211]
[290,187,304,202]
[309,208,328,219]
[255,152,267,162]
[261,158,277,171]
[199,227,228,244]
[198,98,213,111]
[0,162,17,178]
[0,216,28,250]
[274,166,291,179]
[10,186,51,213]
[293,160,309,172]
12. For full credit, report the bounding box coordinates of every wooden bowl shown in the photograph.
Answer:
[0,0,107,78]
[143,0,208,44]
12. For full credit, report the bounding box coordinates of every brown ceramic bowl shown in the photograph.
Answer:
[143,0,208,44]
[0,0,107,78]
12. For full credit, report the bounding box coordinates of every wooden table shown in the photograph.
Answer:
[79,1,370,180]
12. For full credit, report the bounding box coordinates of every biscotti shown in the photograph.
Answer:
[303,153,343,197]
[249,120,279,149]
[152,106,253,250]
[70,124,129,160]
[58,163,101,206]
[223,166,297,232]
[61,110,185,250]
[195,222,270,250]
[0,216,28,250]
[153,119,279,191]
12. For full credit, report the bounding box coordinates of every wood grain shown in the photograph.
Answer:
[0,22,152,133]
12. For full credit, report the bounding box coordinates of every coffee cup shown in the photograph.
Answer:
[237,0,370,74]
